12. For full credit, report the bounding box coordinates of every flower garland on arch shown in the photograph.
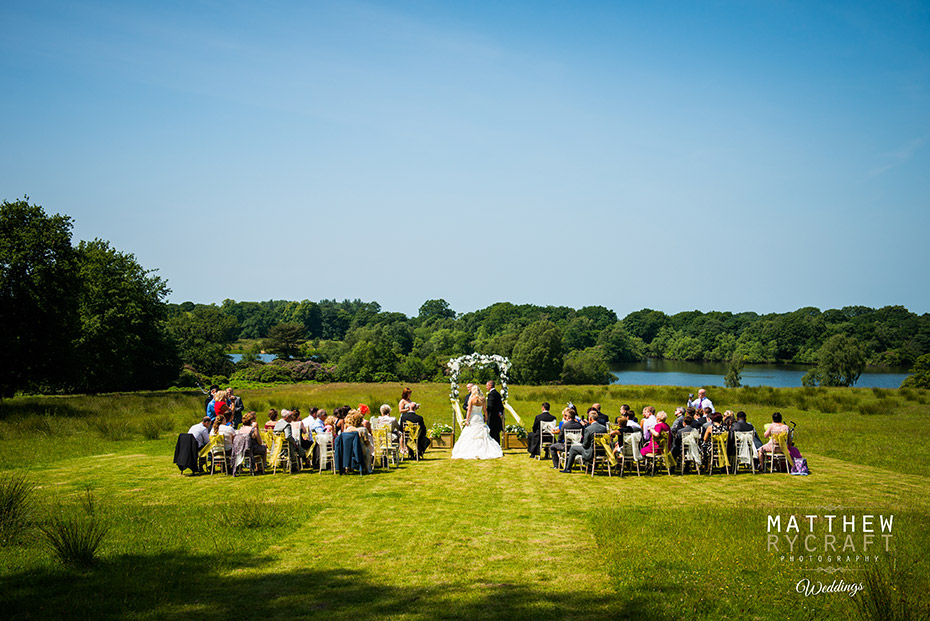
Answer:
[447,353,512,402]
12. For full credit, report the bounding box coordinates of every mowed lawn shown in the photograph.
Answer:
[1,383,929,620]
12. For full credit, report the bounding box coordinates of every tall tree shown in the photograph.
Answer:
[802,334,866,387]
[0,199,79,396]
[512,319,563,384]
[73,239,178,392]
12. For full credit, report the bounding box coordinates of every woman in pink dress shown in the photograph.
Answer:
[641,411,670,456]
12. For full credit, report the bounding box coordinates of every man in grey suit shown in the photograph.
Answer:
[561,410,608,472]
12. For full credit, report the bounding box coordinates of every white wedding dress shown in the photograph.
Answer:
[451,405,504,460]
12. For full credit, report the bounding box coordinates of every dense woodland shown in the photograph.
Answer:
[4,198,930,396]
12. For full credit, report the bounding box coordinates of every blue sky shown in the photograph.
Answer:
[2,0,928,318]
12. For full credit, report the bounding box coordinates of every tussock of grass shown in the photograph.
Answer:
[40,513,108,568]
[0,473,35,545]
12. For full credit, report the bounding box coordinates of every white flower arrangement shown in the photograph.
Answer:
[447,353,512,401]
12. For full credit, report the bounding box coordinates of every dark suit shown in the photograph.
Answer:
[563,421,608,471]
[400,411,429,458]
[596,412,609,426]
[486,389,505,443]
[731,420,762,450]
[527,411,556,457]
[550,419,584,468]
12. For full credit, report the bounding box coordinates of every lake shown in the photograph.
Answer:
[609,359,910,389]
[230,353,910,389]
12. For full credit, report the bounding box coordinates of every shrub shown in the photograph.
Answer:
[857,400,883,416]
[0,474,36,545]
[40,514,108,568]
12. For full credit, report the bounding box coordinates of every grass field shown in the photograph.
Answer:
[1,383,928,620]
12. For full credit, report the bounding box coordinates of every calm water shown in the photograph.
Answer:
[228,353,278,363]
[229,353,910,389]
[609,359,910,389]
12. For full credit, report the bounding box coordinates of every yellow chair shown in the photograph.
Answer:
[403,422,421,462]
[706,432,731,476]
[591,433,616,477]
[642,431,676,476]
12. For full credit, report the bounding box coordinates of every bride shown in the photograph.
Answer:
[451,385,503,460]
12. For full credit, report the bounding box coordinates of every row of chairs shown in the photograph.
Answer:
[540,421,790,477]
[199,422,424,476]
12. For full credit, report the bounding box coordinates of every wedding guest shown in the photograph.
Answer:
[640,411,670,457]
[611,413,640,457]
[702,413,727,463]
[759,412,792,462]
[323,415,336,433]
[227,388,244,427]
[377,404,401,441]
[399,400,429,459]
[641,406,657,442]
[211,406,236,445]
[236,412,267,472]
[592,403,609,426]
[209,390,228,420]
[669,407,687,434]
[307,408,326,436]
[264,409,279,431]
[204,385,218,416]
[187,416,212,449]
[274,409,304,472]
[731,411,762,450]
[671,414,696,457]
[344,410,374,469]
[527,402,557,458]
[550,408,584,469]
[561,410,608,472]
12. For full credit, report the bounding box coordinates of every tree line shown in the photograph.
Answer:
[4,198,930,396]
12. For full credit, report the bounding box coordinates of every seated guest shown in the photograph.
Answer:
[236,412,267,472]
[264,409,279,431]
[323,415,336,434]
[273,409,305,472]
[307,408,326,436]
[561,410,608,472]
[641,406,657,442]
[344,410,374,470]
[671,414,696,456]
[731,411,762,450]
[376,404,401,441]
[399,401,429,459]
[210,406,236,445]
[640,411,670,457]
[700,407,713,431]
[527,402,557,458]
[609,414,639,456]
[669,407,687,434]
[187,416,212,449]
[357,404,372,432]
[625,413,642,432]
[702,413,727,463]
[550,408,584,469]
[592,403,609,426]
[758,412,792,462]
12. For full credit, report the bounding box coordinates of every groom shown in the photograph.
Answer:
[486,380,505,444]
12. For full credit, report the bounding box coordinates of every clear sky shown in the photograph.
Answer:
[2,1,928,318]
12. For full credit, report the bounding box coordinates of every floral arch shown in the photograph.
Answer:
[446,353,521,428]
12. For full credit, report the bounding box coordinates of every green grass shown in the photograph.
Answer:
[1,383,929,619]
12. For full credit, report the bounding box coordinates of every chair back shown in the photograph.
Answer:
[404,422,421,454]
[734,431,755,465]
[622,432,643,461]
[680,430,702,465]
[564,428,583,449]
[317,432,334,471]
[594,433,617,468]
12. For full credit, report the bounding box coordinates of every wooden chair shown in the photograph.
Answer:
[403,422,421,462]
[679,430,702,475]
[373,427,398,468]
[590,433,615,477]
[208,434,230,475]
[316,432,336,474]
[538,420,558,460]
[642,431,675,476]
[732,431,756,474]
[618,432,643,477]
[706,431,731,476]
[558,429,583,470]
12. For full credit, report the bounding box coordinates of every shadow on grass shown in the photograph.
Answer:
[0,549,669,620]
